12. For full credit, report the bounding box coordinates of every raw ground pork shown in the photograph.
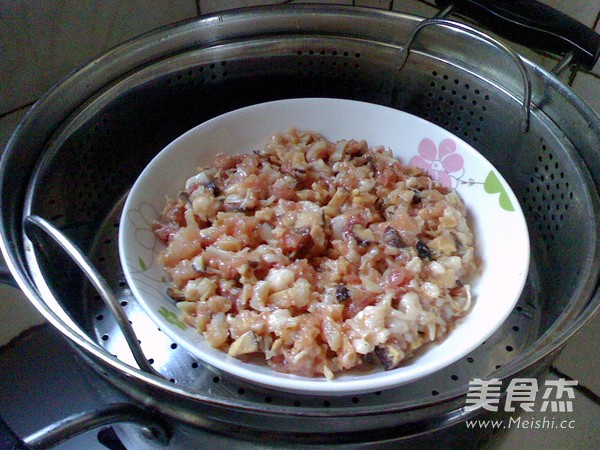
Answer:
[153,129,477,379]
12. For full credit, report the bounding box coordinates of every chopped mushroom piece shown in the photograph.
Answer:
[374,342,406,371]
[205,179,221,196]
[416,240,432,259]
[335,284,351,302]
[153,128,478,379]
[383,226,406,248]
[167,287,186,302]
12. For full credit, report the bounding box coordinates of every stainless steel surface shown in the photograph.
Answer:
[87,193,541,407]
[23,403,170,449]
[396,17,532,131]
[1,4,600,447]
[23,215,158,377]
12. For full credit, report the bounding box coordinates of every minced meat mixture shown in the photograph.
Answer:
[153,129,477,379]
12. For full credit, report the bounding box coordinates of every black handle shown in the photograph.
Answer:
[435,0,600,70]
[0,417,28,450]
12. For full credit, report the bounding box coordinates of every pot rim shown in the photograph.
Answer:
[2,4,600,423]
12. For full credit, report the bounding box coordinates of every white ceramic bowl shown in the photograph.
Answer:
[119,98,530,395]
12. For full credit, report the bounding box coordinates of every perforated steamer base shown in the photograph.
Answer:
[86,195,540,408]
[19,7,600,445]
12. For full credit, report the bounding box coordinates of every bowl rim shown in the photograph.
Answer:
[119,97,530,395]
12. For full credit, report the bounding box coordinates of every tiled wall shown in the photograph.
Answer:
[0,0,198,115]
[0,1,598,446]
[1,0,599,120]
[2,0,600,363]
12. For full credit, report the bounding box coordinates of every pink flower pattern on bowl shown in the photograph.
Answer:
[409,138,465,188]
[119,99,528,395]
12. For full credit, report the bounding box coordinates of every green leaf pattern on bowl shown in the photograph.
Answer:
[483,170,515,212]
[138,138,517,339]
[413,138,515,212]
[159,306,187,331]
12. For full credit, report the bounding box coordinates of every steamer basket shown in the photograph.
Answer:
[2,5,600,448]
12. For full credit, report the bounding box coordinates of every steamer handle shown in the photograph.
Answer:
[23,215,161,378]
[398,18,532,132]
[1,403,170,449]
[435,0,600,70]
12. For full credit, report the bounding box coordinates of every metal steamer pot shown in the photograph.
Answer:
[2,2,600,448]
